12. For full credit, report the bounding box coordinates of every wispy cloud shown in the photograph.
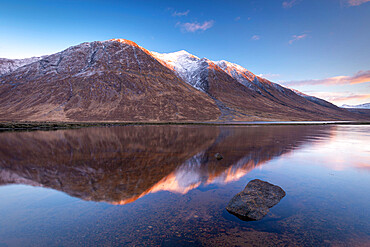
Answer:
[288,33,307,44]
[258,73,281,80]
[235,16,241,21]
[172,10,190,17]
[308,91,370,104]
[282,70,370,86]
[342,0,370,7]
[177,20,214,32]
[282,0,299,8]
[331,94,370,102]
[251,35,260,40]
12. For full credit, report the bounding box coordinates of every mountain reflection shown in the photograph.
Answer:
[0,125,332,204]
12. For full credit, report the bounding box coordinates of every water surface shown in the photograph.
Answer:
[0,125,369,246]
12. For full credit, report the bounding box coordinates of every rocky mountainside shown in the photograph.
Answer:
[0,57,41,75]
[0,39,219,121]
[152,49,361,121]
[0,38,366,122]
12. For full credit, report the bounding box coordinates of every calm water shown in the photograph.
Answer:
[0,125,369,246]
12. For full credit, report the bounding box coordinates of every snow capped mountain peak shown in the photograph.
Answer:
[342,103,370,109]
[108,38,156,56]
[151,50,199,63]
[0,57,42,75]
[214,60,248,73]
[1,38,365,122]
[109,38,139,47]
[291,88,309,97]
[151,49,271,92]
[151,50,209,91]
[212,60,258,88]
[168,50,195,57]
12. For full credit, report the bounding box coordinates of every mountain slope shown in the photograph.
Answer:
[0,38,367,122]
[0,57,42,75]
[0,39,220,121]
[152,50,362,121]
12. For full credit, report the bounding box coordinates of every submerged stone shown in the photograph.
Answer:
[215,153,223,160]
[226,179,286,221]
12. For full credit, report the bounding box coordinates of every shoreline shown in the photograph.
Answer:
[0,121,369,132]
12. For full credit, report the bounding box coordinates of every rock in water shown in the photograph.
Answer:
[215,153,223,160]
[226,179,286,221]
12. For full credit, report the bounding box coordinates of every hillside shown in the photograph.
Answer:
[0,39,367,122]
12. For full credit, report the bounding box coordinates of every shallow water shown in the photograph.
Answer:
[0,125,369,246]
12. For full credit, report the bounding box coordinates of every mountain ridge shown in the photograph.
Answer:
[342,103,370,109]
[0,56,42,75]
[0,38,368,122]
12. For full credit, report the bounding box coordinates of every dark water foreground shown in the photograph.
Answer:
[0,125,369,246]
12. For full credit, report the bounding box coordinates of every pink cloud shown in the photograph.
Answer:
[344,0,370,6]
[251,35,260,40]
[177,20,214,32]
[307,92,370,105]
[283,70,370,86]
[288,34,307,44]
[332,94,370,102]
[282,0,298,8]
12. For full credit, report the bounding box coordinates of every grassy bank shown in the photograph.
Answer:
[0,121,369,132]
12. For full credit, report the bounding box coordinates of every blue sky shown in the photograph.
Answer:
[1,0,369,105]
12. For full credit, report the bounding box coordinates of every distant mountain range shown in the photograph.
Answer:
[341,103,370,109]
[0,39,367,122]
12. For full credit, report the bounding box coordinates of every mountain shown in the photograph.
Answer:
[341,103,370,118]
[0,38,367,122]
[342,103,370,109]
[151,49,362,121]
[0,57,42,75]
[0,39,219,121]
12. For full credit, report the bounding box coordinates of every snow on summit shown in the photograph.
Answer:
[151,49,267,92]
[0,57,42,75]
[214,60,257,88]
[0,38,281,95]
[151,50,199,73]
[151,50,210,91]
[0,38,365,122]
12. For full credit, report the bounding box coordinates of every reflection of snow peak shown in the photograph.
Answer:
[207,156,257,184]
[114,152,261,205]
[157,152,262,190]
[148,152,205,195]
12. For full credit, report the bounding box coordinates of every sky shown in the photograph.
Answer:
[1,0,369,106]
